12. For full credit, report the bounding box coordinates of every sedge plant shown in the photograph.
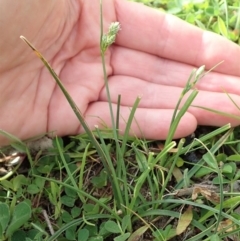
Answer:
[0,0,240,240]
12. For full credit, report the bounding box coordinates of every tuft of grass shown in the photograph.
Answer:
[0,0,240,241]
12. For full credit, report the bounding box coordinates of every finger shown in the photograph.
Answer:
[111,46,240,95]
[80,102,197,140]
[115,0,240,75]
[99,76,240,127]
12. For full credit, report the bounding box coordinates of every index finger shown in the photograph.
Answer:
[115,0,240,76]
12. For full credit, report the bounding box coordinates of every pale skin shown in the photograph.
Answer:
[0,0,240,145]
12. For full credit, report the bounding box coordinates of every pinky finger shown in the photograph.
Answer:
[81,101,197,140]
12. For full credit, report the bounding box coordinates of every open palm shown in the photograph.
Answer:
[1,0,240,145]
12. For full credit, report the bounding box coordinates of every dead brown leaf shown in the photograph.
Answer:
[192,186,220,203]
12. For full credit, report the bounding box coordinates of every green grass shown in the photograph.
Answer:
[1,0,240,241]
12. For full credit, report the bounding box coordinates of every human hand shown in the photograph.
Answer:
[0,0,240,145]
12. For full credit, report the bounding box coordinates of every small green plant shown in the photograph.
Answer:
[0,201,32,241]
[1,0,240,240]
